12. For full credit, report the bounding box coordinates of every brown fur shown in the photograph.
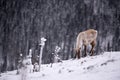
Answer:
[75,29,97,59]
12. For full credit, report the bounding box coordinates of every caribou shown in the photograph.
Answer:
[75,29,97,59]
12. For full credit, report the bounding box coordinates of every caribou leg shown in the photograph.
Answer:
[75,48,80,59]
[90,41,95,56]
[84,45,87,57]
[78,49,80,59]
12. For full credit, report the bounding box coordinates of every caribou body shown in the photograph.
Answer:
[75,29,97,59]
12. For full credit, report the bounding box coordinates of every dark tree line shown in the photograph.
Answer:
[0,0,120,72]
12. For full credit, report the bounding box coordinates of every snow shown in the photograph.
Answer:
[0,52,120,80]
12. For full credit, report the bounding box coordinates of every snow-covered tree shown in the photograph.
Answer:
[39,37,47,71]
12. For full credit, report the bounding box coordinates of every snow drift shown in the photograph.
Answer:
[0,52,120,80]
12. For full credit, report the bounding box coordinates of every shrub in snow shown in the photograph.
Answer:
[33,62,39,72]
[50,46,62,67]
[17,52,33,74]
[16,54,23,75]
[22,57,33,73]
[54,55,62,63]
[53,46,62,63]
[27,64,33,73]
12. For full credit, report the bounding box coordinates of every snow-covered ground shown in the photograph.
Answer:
[0,52,120,80]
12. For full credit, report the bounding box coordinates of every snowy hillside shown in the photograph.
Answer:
[0,52,120,80]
